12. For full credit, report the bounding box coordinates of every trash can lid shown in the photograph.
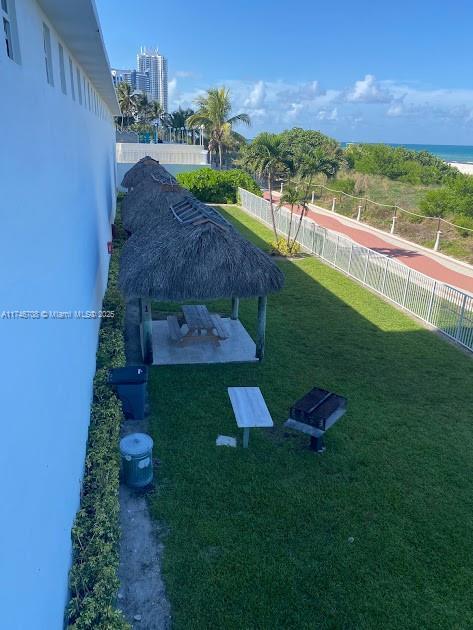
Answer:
[108,366,148,385]
[120,432,154,456]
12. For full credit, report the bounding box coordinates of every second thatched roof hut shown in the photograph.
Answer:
[121,156,177,190]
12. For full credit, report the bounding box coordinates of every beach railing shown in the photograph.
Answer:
[238,187,473,353]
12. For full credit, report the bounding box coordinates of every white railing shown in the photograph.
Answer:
[238,188,473,353]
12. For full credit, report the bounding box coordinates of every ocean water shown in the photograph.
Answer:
[342,142,473,164]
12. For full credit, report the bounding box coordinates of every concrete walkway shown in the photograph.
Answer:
[118,299,171,629]
[265,191,473,294]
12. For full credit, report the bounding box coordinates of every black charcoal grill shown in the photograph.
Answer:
[284,387,347,452]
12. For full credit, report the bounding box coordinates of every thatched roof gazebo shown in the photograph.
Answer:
[121,179,192,234]
[121,156,177,190]
[119,197,284,363]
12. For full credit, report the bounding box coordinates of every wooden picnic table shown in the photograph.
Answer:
[228,387,273,447]
[167,305,229,345]
[182,304,215,333]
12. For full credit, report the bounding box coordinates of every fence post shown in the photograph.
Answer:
[434,230,442,252]
[348,244,353,275]
[401,268,411,307]
[311,222,316,253]
[334,235,340,266]
[321,229,326,259]
[426,281,437,323]
[331,197,336,212]
[455,294,468,342]
[390,210,397,235]
[363,250,370,284]
[381,257,390,293]
[356,205,362,221]
[311,190,315,204]
[280,182,284,193]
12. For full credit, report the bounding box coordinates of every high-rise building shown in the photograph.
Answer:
[111,46,168,111]
[136,47,168,111]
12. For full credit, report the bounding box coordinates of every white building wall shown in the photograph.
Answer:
[116,142,209,185]
[0,1,117,628]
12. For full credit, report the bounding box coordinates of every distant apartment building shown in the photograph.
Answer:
[137,47,168,110]
[111,46,168,110]
[0,0,119,627]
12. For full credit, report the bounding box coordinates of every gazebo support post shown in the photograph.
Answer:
[256,295,267,361]
[231,297,240,320]
[140,298,153,364]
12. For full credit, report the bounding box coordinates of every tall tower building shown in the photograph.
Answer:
[136,47,168,111]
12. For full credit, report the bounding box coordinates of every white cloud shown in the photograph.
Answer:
[316,108,338,121]
[346,74,392,104]
[168,78,177,100]
[175,70,195,78]
[167,73,473,141]
[244,80,266,108]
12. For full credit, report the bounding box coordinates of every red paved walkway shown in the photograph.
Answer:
[263,192,473,294]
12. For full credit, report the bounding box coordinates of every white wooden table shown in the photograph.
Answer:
[227,387,273,448]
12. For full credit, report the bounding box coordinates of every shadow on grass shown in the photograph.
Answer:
[147,206,473,630]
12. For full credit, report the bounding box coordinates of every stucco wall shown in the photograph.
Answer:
[0,1,116,628]
[116,141,209,187]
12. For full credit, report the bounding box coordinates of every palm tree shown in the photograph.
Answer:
[169,107,194,129]
[296,147,341,185]
[134,92,152,123]
[277,181,311,254]
[278,181,300,250]
[238,132,289,241]
[116,82,137,130]
[186,87,250,169]
[148,100,170,140]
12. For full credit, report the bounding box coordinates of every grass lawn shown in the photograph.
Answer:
[148,205,473,629]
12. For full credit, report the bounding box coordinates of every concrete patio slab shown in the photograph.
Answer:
[152,318,258,365]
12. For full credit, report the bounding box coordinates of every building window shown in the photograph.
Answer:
[42,23,53,86]
[58,43,66,94]
[2,0,20,63]
[69,57,75,100]
[76,67,82,104]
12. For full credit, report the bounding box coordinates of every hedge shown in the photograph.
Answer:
[66,205,130,629]
[176,168,262,203]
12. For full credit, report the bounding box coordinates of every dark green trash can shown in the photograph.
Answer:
[108,366,148,420]
[120,433,154,488]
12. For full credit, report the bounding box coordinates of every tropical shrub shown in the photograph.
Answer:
[328,178,356,195]
[66,204,130,630]
[345,144,457,185]
[420,174,473,218]
[176,168,261,203]
[279,128,345,177]
[270,238,301,256]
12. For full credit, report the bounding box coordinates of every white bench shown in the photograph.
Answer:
[227,387,273,448]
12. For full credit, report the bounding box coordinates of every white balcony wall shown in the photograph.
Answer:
[116,142,208,185]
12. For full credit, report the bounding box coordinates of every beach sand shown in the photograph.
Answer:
[449,162,473,175]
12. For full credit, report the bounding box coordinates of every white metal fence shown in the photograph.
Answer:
[238,188,473,353]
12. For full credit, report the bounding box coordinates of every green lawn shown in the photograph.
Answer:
[148,205,473,629]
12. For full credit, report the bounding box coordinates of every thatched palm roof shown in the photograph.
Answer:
[121,156,177,189]
[121,179,192,233]
[119,205,284,301]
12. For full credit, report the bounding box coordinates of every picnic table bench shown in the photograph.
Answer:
[228,387,273,447]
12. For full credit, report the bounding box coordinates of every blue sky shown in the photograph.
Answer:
[96,0,473,144]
